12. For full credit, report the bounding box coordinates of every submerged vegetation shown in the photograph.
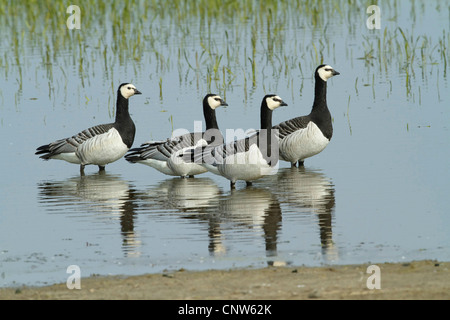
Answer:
[0,0,448,112]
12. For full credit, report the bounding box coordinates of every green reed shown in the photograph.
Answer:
[0,0,448,110]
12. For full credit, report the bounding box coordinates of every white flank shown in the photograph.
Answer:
[217,144,276,183]
[76,128,129,166]
[201,163,221,176]
[279,122,329,163]
[51,152,81,164]
[137,158,179,176]
[167,155,208,177]
[166,139,209,177]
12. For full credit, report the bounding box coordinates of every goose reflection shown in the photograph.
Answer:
[145,178,283,265]
[37,171,141,257]
[144,177,221,212]
[261,167,337,261]
[141,177,227,255]
[204,188,283,265]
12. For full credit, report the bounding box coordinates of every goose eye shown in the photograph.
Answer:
[127,87,131,90]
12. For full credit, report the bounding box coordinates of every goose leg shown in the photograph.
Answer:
[230,181,236,189]
[291,162,297,168]
[189,175,195,178]
[98,165,106,171]
[246,181,253,187]
[298,160,304,167]
[80,164,85,175]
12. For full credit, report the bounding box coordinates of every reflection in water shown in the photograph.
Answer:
[142,177,228,254]
[143,178,282,264]
[37,167,337,266]
[37,172,141,257]
[206,188,283,265]
[145,177,221,212]
[143,169,336,265]
[261,167,337,261]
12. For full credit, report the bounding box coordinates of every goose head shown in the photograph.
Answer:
[316,65,340,82]
[119,83,142,99]
[264,94,288,110]
[205,94,228,110]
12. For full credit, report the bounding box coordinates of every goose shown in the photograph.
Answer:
[188,94,287,188]
[273,64,339,167]
[125,94,227,178]
[35,83,142,173]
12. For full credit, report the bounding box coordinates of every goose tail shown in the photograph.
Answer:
[35,144,52,159]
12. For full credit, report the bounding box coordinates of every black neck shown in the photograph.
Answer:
[312,75,328,113]
[310,74,333,140]
[115,93,131,123]
[203,103,219,130]
[260,103,278,166]
[261,105,273,130]
[114,92,136,148]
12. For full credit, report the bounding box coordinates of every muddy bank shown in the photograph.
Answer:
[1,260,448,300]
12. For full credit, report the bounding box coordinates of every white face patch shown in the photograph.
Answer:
[207,95,224,110]
[317,65,336,82]
[120,83,138,99]
[266,95,285,110]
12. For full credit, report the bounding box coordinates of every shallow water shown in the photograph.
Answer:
[0,1,449,287]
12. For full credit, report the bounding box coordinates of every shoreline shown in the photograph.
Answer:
[1,260,448,300]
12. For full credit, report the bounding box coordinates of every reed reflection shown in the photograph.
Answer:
[37,172,140,257]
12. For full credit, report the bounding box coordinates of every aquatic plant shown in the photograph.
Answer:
[0,0,447,111]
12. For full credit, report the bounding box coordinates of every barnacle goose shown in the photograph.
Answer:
[188,94,287,188]
[273,64,339,167]
[35,83,142,173]
[125,94,227,178]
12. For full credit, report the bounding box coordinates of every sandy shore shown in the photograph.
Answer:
[1,260,448,300]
